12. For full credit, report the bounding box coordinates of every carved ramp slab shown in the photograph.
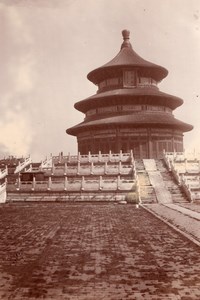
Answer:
[143,159,172,204]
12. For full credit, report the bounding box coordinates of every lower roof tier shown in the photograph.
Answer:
[67,112,193,136]
[74,88,183,112]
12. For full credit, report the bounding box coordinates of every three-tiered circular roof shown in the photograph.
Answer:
[67,30,193,136]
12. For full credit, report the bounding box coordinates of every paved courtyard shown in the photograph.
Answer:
[0,203,199,299]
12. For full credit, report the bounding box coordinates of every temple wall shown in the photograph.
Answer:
[77,128,183,159]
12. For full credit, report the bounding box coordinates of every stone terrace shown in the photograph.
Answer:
[0,203,200,299]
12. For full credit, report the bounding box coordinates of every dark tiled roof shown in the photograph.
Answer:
[87,31,168,83]
[75,88,183,112]
[67,112,193,136]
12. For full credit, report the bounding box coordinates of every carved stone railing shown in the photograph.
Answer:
[49,162,134,177]
[0,166,8,179]
[14,156,32,174]
[52,150,133,164]
[0,182,6,203]
[8,175,136,192]
[181,177,194,202]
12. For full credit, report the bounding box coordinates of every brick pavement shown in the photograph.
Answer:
[0,203,199,299]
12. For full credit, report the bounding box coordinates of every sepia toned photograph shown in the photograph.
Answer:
[0,0,200,299]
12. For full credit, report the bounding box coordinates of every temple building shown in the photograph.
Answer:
[67,30,193,159]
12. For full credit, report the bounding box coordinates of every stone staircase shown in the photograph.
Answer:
[156,159,189,204]
[135,160,157,204]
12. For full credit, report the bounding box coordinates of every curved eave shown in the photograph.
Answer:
[67,113,193,136]
[74,88,183,112]
[87,47,168,83]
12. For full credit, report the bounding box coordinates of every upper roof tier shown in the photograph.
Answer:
[74,88,183,113]
[87,30,168,84]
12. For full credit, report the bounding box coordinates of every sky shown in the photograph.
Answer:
[0,0,200,161]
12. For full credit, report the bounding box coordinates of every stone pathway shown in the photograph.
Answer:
[145,203,200,244]
[0,203,199,299]
[179,203,200,213]
[164,203,200,220]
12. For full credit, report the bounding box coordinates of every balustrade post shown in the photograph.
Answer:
[64,176,68,191]
[48,176,52,190]
[64,162,67,175]
[78,151,81,162]
[88,151,91,163]
[59,152,62,163]
[51,162,55,175]
[32,177,36,191]
[131,152,134,164]
[137,181,141,204]
[81,176,85,191]
[91,162,94,175]
[77,161,80,175]
[104,161,107,174]
[98,151,102,162]
[119,149,123,161]
[117,175,121,190]
[119,161,122,174]
[99,176,102,190]
[109,150,112,161]
[17,176,21,191]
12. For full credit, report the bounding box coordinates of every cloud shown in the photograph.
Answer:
[0,112,32,157]
[9,55,36,94]
[0,5,36,157]
[0,0,69,8]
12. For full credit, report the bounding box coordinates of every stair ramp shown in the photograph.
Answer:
[143,159,172,204]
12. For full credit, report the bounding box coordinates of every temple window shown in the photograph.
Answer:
[139,77,157,87]
[123,70,136,87]
[98,77,122,91]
